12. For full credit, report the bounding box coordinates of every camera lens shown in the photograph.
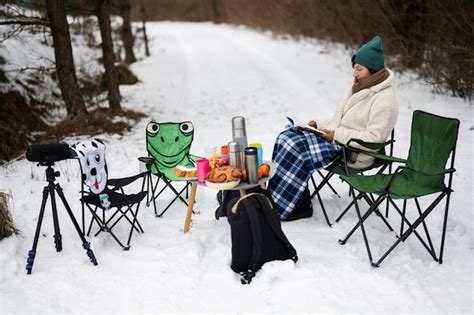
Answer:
[26,143,73,163]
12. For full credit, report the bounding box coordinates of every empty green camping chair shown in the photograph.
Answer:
[309,130,395,227]
[139,121,200,217]
[338,110,459,267]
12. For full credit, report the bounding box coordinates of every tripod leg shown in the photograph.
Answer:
[26,186,49,274]
[55,184,98,266]
[49,183,62,252]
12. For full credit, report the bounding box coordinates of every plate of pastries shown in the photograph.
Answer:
[205,166,242,190]
[174,165,198,180]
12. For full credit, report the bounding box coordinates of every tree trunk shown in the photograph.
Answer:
[140,0,150,57]
[120,0,136,64]
[45,0,87,116]
[97,0,121,109]
[211,0,220,23]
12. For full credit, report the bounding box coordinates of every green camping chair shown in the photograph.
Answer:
[310,130,395,227]
[338,110,459,267]
[139,121,200,217]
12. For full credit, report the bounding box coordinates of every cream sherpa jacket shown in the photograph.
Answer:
[318,69,399,169]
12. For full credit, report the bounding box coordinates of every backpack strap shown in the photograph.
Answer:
[254,195,298,263]
[240,196,265,285]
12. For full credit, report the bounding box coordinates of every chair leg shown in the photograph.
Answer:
[388,198,439,261]
[151,177,161,216]
[85,206,129,249]
[86,206,101,236]
[415,198,436,256]
[373,197,441,267]
[314,187,332,227]
[107,207,143,234]
[339,194,385,245]
[318,170,340,197]
[156,184,189,217]
[162,177,189,206]
[146,173,151,206]
[438,190,452,264]
[400,200,407,236]
[341,188,375,265]
[335,192,364,223]
[361,194,394,232]
[310,171,338,199]
[126,202,142,247]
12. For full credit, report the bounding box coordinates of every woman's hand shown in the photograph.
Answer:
[321,130,335,142]
[308,120,317,128]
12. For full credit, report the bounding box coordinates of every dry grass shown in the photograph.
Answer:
[0,191,18,240]
[39,107,146,143]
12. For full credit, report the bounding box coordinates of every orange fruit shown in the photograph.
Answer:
[258,163,270,178]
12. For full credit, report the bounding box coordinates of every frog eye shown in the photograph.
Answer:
[147,122,160,135]
[179,122,193,135]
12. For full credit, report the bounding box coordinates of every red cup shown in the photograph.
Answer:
[196,158,210,183]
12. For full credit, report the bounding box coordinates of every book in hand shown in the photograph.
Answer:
[286,117,327,135]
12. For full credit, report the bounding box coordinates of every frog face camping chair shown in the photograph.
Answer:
[309,130,395,227]
[73,139,147,250]
[338,110,459,267]
[139,121,200,217]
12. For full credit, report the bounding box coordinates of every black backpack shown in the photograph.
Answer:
[214,186,267,220]
[227,193,298,284]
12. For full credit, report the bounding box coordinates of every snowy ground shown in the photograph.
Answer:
[0,22,473,313]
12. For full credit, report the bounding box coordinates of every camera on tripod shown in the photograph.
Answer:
[26,143,75,165]
[24,142,97,274]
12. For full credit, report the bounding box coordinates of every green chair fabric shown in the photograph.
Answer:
[342,111,459,199]
[140,121,200,217]
[145,121,199,181]
[339,110,460,267]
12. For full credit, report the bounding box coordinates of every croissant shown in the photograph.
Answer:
[175,165,197,178]
[206,166,242,183]
[174,167,187,177]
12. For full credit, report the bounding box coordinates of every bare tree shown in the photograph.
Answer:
[97,0,121,109]
[140,0,150,56]
[45,0,87,116]
[120,0,136,64]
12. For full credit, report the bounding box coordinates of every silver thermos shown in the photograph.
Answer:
[232,116,248,171]
[227,141,241,169]
[244,147,259,184]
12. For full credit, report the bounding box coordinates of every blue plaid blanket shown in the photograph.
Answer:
[268,128,340,219]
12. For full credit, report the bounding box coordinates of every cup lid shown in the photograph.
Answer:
[228,142,240,152]
[244,147,258,155]
[232,116,246,130]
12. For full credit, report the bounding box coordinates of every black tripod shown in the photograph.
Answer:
[26,163,98,274]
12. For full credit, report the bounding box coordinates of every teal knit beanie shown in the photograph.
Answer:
[351,35,385,71]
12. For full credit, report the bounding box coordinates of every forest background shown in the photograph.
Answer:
[0,0,472,164]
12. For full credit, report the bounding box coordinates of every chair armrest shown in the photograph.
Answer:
[362,151,407,164]
[138,156,155,165]
[386,166,456,190]
[189,154,203,163]
[398,166,456,177]
[335,138,406,164]
[108,172,147,190]
[345,138,395,151]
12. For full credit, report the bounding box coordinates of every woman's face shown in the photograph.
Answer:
[353,64,371,82]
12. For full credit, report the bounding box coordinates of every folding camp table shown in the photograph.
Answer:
[183,161,276,233]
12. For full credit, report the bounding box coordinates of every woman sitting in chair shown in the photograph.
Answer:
[268,35,399,220]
